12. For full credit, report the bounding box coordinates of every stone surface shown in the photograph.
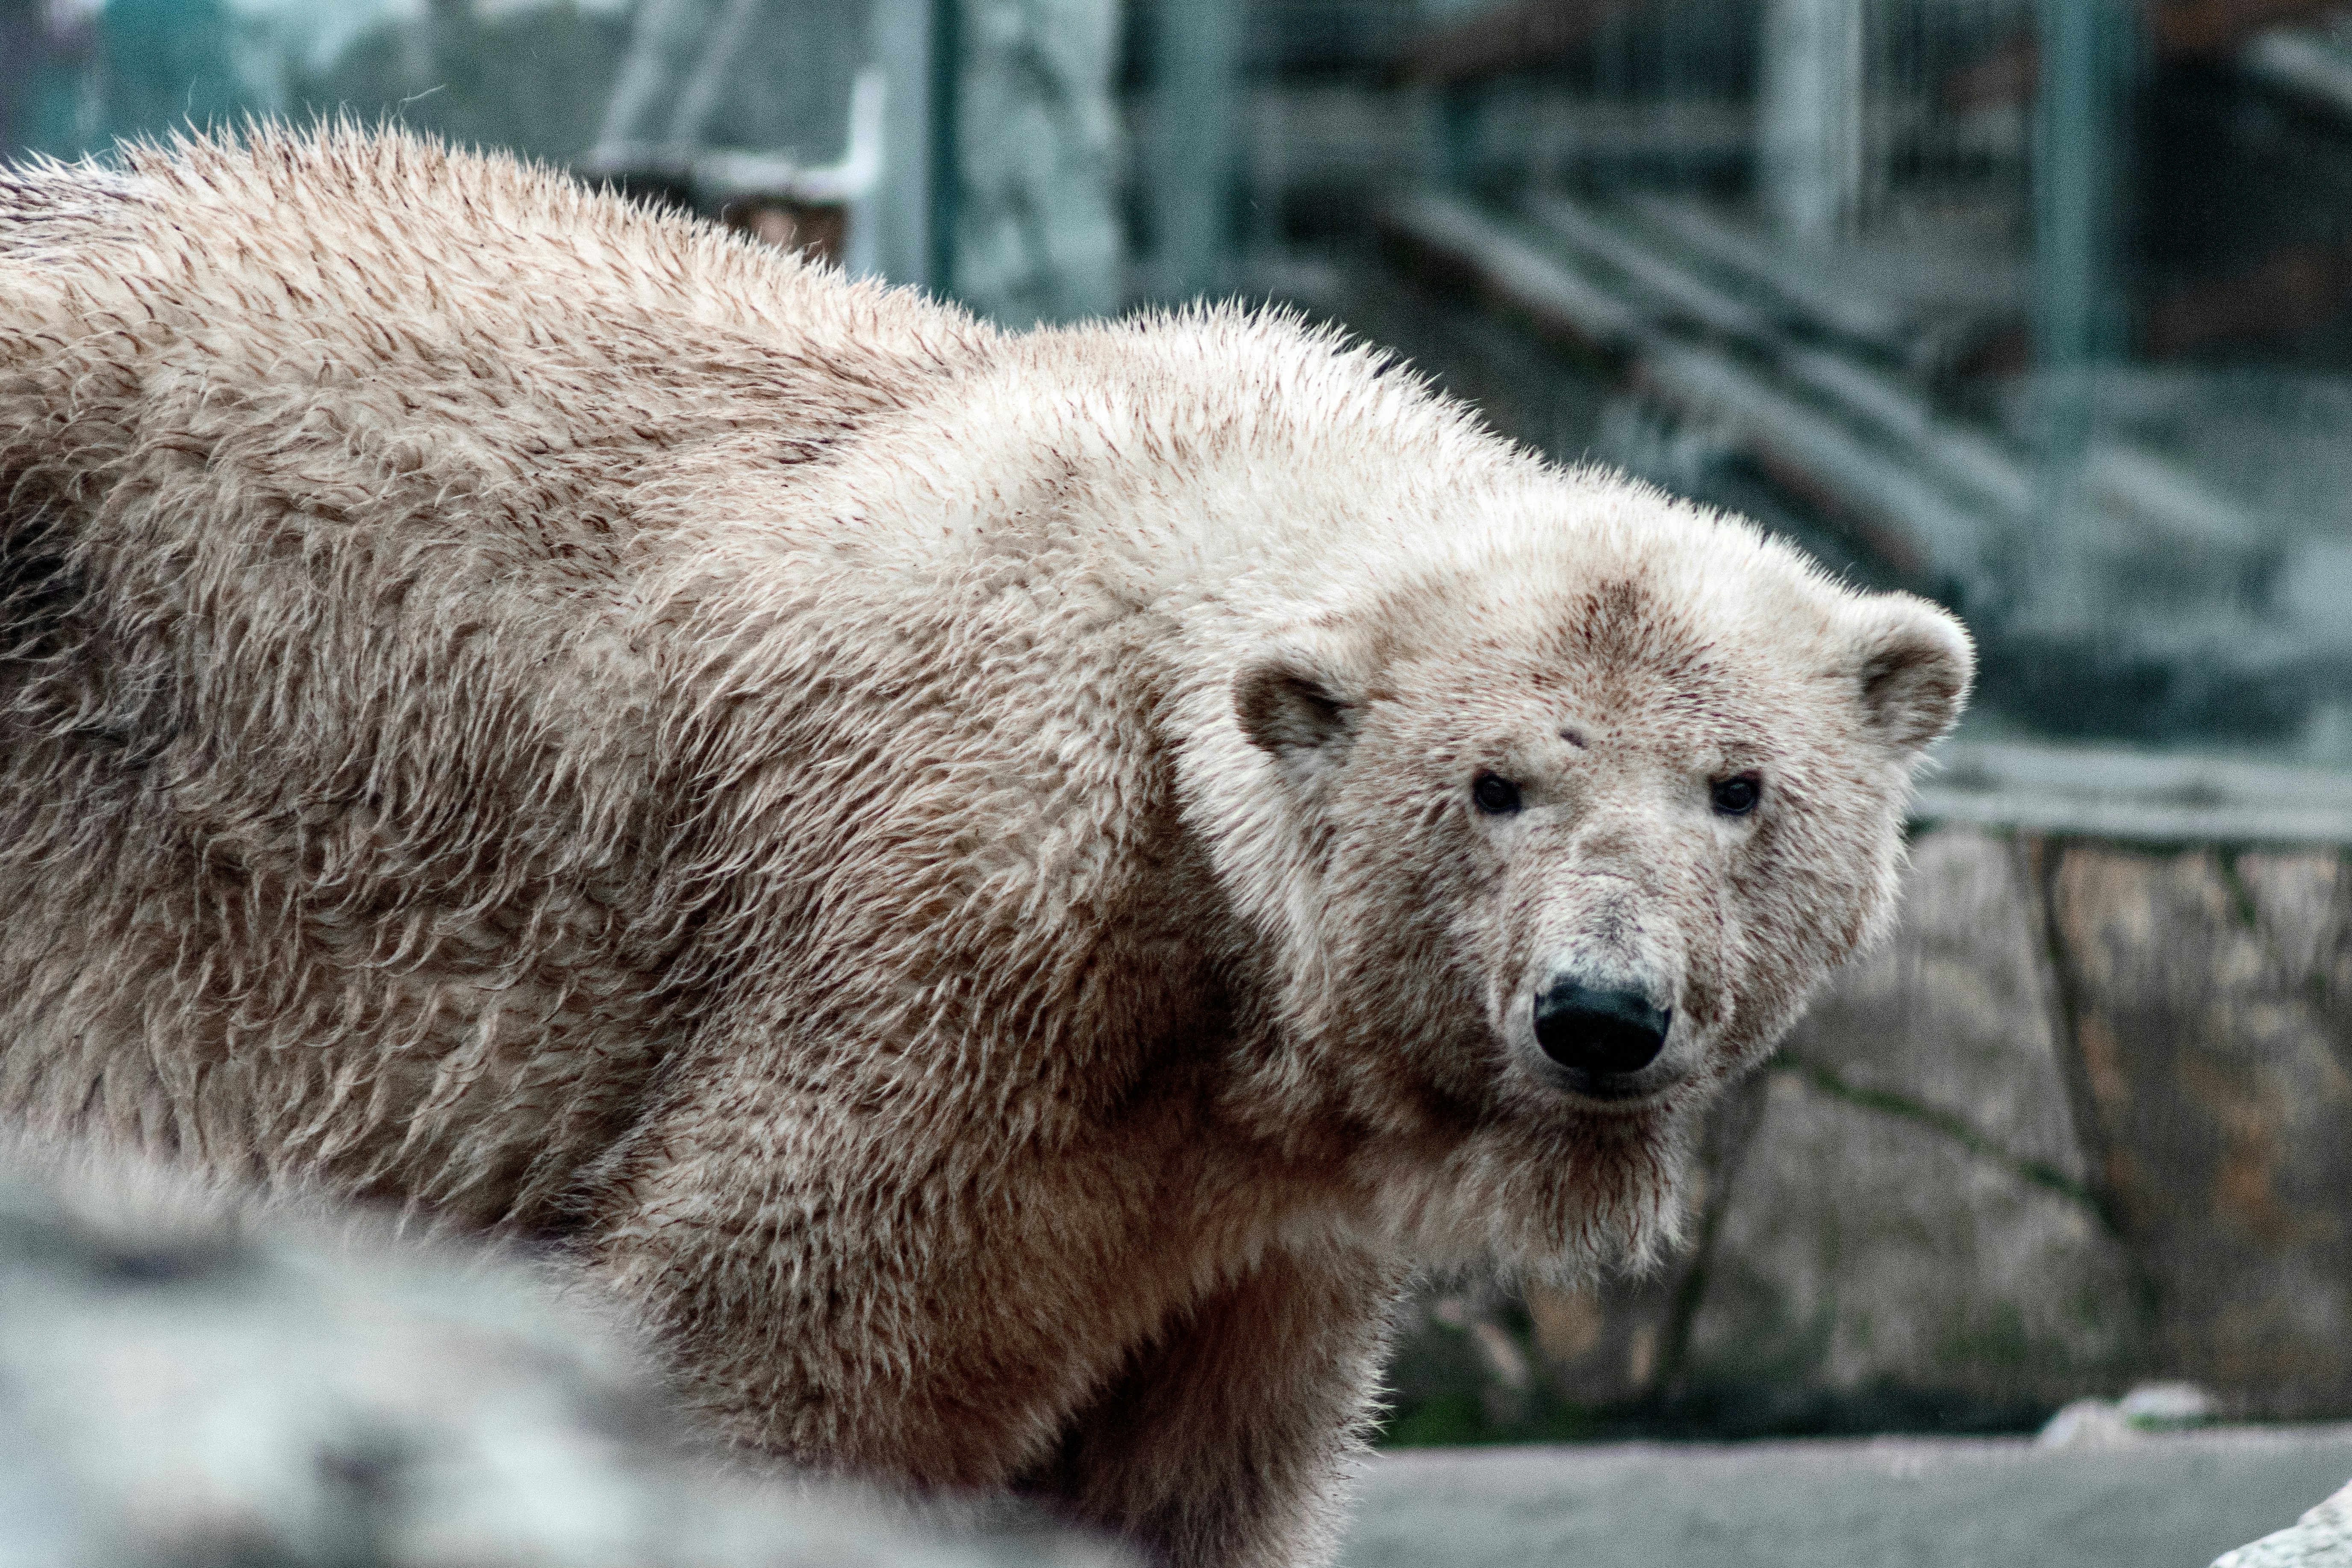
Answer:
[952,0,1124,324]
[0,1153,1124,1568]
[1336,1427,2352,1568]
[2052,843,2352,1416]
[2215,1476,2352,1568]
[1664,831,2146,1412]
[1779,827,2087,1179]
[1680,1067,2142,1406]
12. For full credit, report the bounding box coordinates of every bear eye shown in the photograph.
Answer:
[1711,772,1762,817]
[1472,772,1522,815]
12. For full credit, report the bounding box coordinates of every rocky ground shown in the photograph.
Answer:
[0,1152,1125,1568]
[1338,1427,2352,1568]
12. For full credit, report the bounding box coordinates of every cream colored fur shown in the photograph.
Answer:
[0,129,1971,1568]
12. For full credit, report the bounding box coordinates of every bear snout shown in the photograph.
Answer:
[1529,980,1673,1100]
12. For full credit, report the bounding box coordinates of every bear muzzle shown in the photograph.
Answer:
[1530,980,1673,1101]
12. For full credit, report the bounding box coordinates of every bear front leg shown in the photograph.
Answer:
[1024,1246,1407,1568]
[574,1082,1145,1492]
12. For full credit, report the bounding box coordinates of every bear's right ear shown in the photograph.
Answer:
[1234,641,1360,773]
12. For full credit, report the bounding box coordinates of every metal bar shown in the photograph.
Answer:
[1524,194,1778,340]
[1757,0,1865,243]
[926,0,960,294]
[1385,191,1646,350]
[2031,0,2134,447]
[1151,0,1241,301]
[870,0,937,288]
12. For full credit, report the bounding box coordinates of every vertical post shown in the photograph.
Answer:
[843,67,889,280]
[2033,0,2134,459]
[1439,83,1483,193]
[1151,0,1240,303]
[1757,0,1864,244]
[926,0,961,295]
[2030,0,2136,593]
[871,0,940,291]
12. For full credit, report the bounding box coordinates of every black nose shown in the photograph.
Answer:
[1532,983,1672,1085]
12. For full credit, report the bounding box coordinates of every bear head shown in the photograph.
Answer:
[1203,470,1971,1278]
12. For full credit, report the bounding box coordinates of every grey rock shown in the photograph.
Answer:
[2038,1383,2218,1448]
[1778,827,2087,1180]
[2052,843,2352,1416]
[2124,1381,2223,1428]
[1682,1068,2141,1404]
[2038,1397,2147,1450]
[2215,1477,2352,1568]
[0,1153,1126,1568]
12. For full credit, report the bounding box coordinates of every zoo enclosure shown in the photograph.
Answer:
[8,0,2352,1433]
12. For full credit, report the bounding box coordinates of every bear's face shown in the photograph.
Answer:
[1221,498,1970,1267]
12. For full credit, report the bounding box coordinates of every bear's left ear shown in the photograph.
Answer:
[1234,638,1362,776]
[1848,594,1974,752]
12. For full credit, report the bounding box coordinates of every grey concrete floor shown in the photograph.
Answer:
[1339,1426,2352,1568]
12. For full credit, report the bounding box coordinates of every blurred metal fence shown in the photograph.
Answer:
[7,0,2352,753]
[1365,0,2352,756]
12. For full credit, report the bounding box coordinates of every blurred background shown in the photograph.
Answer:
[5,0,2352,1451]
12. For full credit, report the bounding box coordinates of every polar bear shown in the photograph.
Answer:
[0,129,1969,1567]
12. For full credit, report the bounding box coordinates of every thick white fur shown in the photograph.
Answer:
[0,129,1971,1568]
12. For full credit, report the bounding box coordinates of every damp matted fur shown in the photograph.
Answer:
[0,127,1969,1568]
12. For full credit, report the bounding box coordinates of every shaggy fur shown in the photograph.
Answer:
[0,129,1971,1567]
